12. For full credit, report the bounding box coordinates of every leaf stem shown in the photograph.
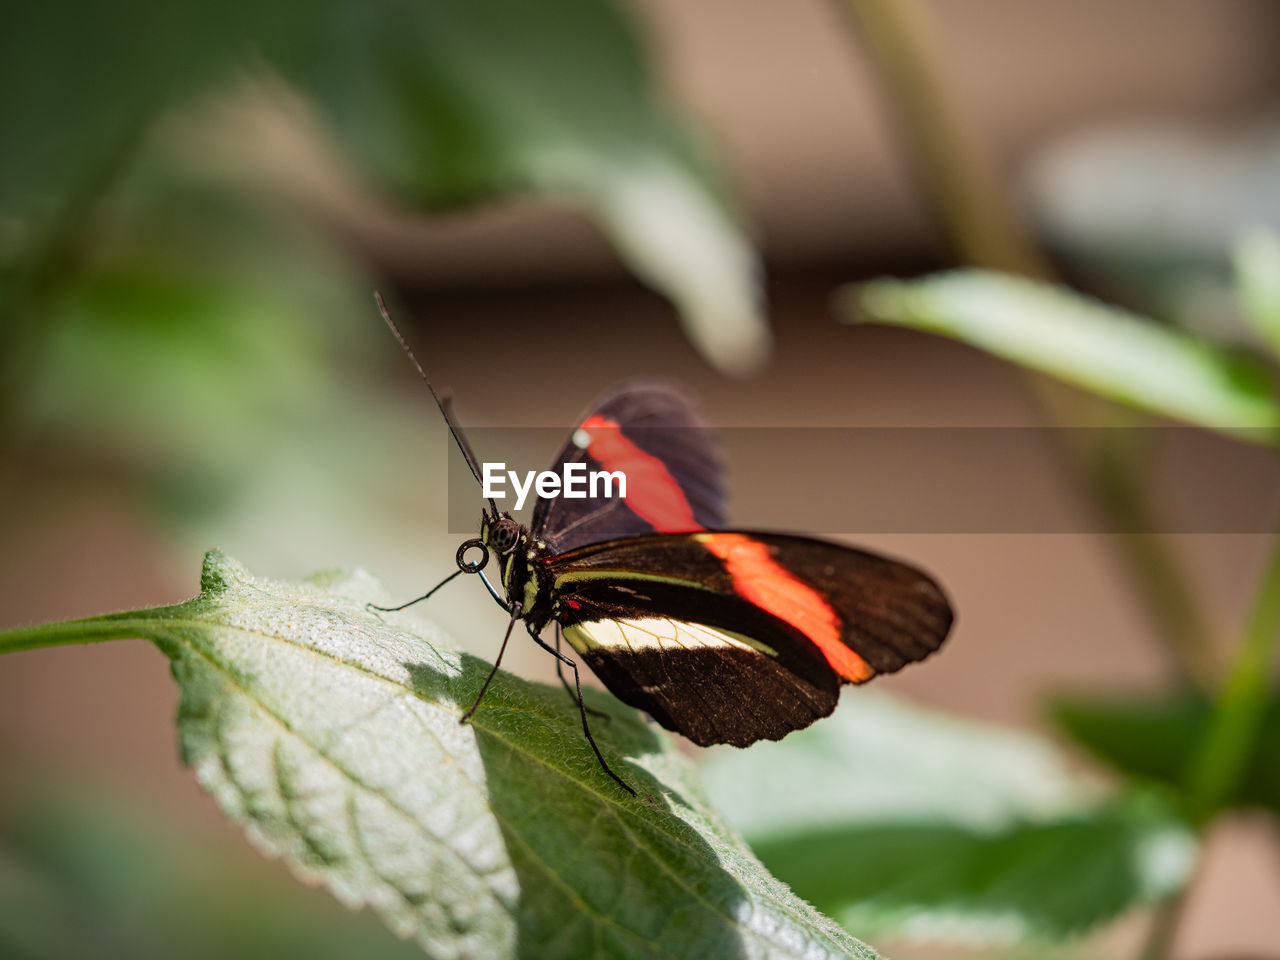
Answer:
[0,607,181,656]
[1186,531,1280,819]
[834,0,1051,277]
[1139,884,1192,960]
[1090,427,1216,692]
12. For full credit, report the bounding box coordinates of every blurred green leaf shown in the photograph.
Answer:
[585,160,767,375]
[0,788,421,960]
[1023,118,1280,270]
[702,695,1196,945]
[8,194,378,529]
[1020,120,1280,342]
[1234,228,1280,360]
[282,0,769,373]
[842,271,1280,442]
[2,0,767,374]
[748,797,1186,944]
[0,552,871,960]
[1050,693,1280,817]
[704,693,1089,836]
[30,267,322,455]
[0,1,307,224]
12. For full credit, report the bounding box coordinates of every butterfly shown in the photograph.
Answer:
[372,296,954,795]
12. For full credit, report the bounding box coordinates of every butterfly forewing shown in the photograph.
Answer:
[546,531,953,746]
[530,381,726,553]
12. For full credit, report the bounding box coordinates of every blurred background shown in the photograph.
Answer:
[3,1,1280,957]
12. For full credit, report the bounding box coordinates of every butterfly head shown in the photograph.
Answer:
[449,514,528,615]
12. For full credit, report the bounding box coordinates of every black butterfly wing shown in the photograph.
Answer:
[544,531,953,747]
[530,380,726,553]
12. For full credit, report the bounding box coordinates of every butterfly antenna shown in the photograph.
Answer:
[374,292,498,516]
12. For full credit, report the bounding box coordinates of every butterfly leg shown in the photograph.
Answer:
[555,623,609,721]
[460,602,522,723]
[530,625,636,797]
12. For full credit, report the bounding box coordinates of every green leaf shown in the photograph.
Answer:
[746,799,1186,945]
[2,0,768,374]
[842,270,1280,442]
[0,0,306,223]
[1050,692,1280,817]
[1234,228,1280,360]
[702,695,1196,944]
[583,159,768,376]
[0,551,870,960]
[5,193,386,532]
[269,0,769,374]
[310,0,766,374]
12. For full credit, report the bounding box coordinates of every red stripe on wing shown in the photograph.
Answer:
[698,533,875,683]
[578,415,703,533]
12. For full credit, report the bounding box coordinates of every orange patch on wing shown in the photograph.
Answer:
[578,415,701,532]
[699,533,874,683]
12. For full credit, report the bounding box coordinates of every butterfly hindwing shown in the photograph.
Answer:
[546,531,953,746]
[562,617,839,748]
[529,381,726,553]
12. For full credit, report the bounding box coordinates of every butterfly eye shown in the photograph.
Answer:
[490,518,520,553]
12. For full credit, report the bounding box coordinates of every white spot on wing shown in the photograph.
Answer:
[563,617,776,657]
